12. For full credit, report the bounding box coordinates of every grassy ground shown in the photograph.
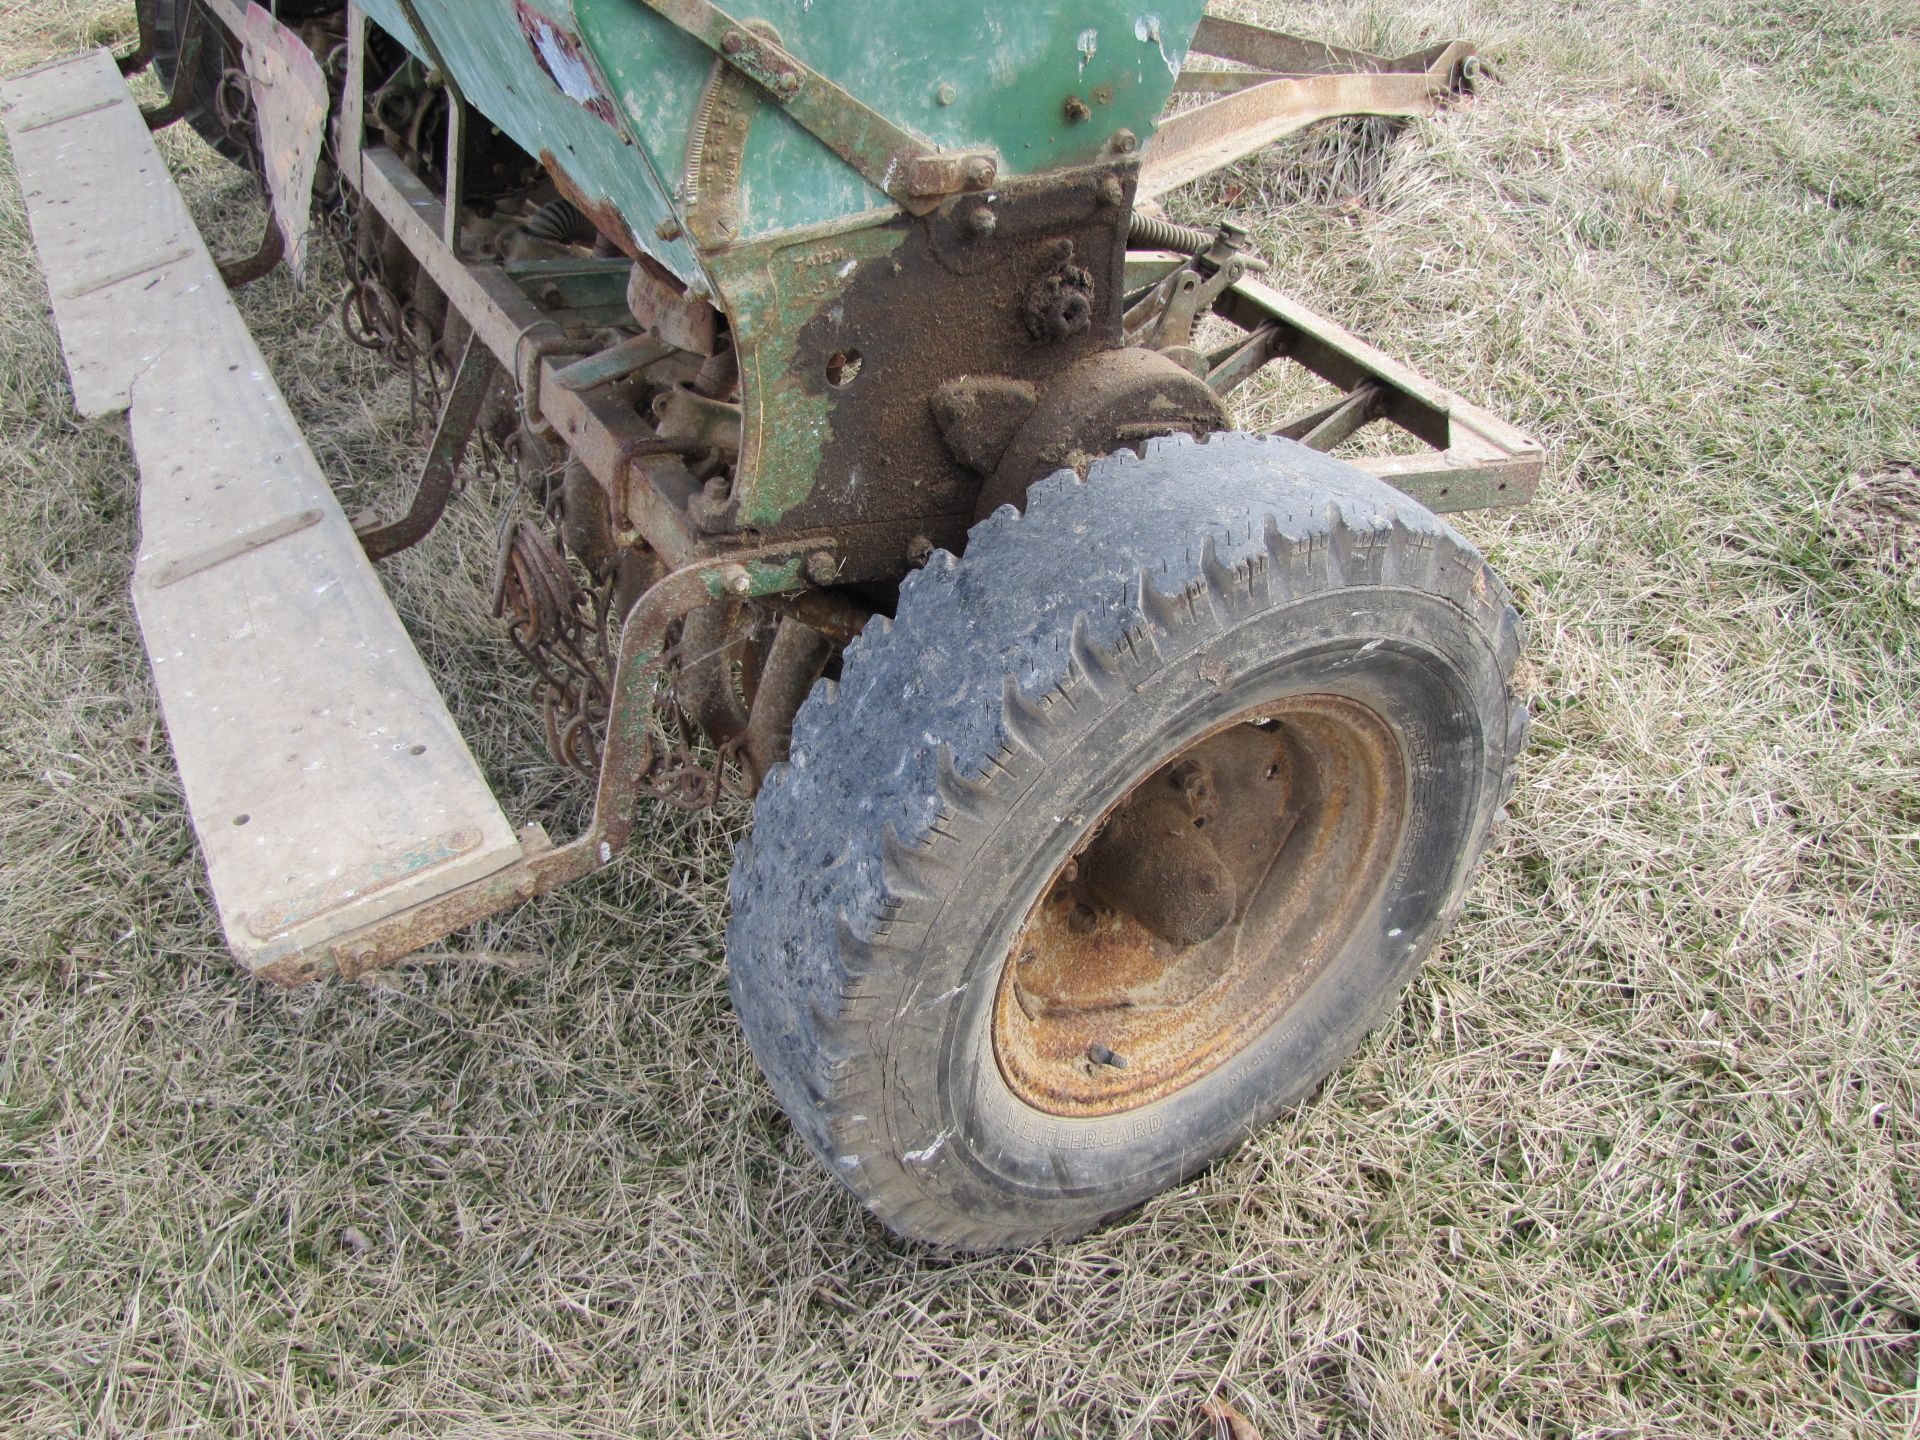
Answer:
[2,0,1916,1435]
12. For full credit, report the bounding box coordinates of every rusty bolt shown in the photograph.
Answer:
[1097,175,1125,208]
[965,206,997,240]
[1109,128,1138,154]
[960,155,997,190]
[721,29,746,54]
[718,563,753,596]
[655,217,683,242]
[775,69,801,96]
[1087,1043,1129,1069]
[1063,95,1092,123]
[935,81,958,106]
[805,549,837,585]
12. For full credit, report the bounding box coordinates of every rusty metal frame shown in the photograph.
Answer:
[1141,23,1477,199]
[1125,251,1541,510]
[262,538,820,984]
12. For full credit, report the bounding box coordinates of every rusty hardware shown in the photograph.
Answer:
[1021,239,1096,344]
[216,212,286,288]
[357,332,500,559]
[683,26,768,247]
[995,696,1409,1116]
[627,257,719,355]
[1123,222,1263,353]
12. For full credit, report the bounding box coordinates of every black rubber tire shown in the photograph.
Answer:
[727,432,1527,1250]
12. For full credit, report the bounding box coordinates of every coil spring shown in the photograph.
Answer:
[522,198,597,247]
[1127,213,1217,256]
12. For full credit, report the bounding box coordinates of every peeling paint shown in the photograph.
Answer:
[1077,27,1099,74]
[1134,13,1177,75]
[515,1,619,126]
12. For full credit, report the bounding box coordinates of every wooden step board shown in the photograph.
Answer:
[2,50,525,980]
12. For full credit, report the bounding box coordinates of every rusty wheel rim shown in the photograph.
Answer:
[991,693,1410,1117]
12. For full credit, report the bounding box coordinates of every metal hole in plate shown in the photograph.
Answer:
[826,348,863,387]
[410,744,426,755]
[233,814,250,826]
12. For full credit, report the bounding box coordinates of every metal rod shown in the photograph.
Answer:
[337,4,367,192]
[216,210,287,288]
[141,0,208,130]
[356,331,499,559]
[117,6,158,76]
[1292,381,1384,452]
[443,90,465,253]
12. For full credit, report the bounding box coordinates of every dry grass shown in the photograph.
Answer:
[2,1,1917,1435]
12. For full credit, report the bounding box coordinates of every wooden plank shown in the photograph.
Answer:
[0,50,210,416]
[4,50,524,973]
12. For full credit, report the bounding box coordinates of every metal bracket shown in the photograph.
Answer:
[636,0,998,215]
[281,540,822,982]
[1144,20,1482,199]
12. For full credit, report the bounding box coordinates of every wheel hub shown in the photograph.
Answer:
[992,693,1409,1116]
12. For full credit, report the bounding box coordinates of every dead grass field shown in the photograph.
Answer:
[2,1,1917,1436]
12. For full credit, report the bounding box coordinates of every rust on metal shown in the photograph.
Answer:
[257,539,821,984]
[1141,31,1476,200]
[972,347,1229,519]
[539,148,639,259]
[993,694,1409,1116]
[357,330,499,558]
